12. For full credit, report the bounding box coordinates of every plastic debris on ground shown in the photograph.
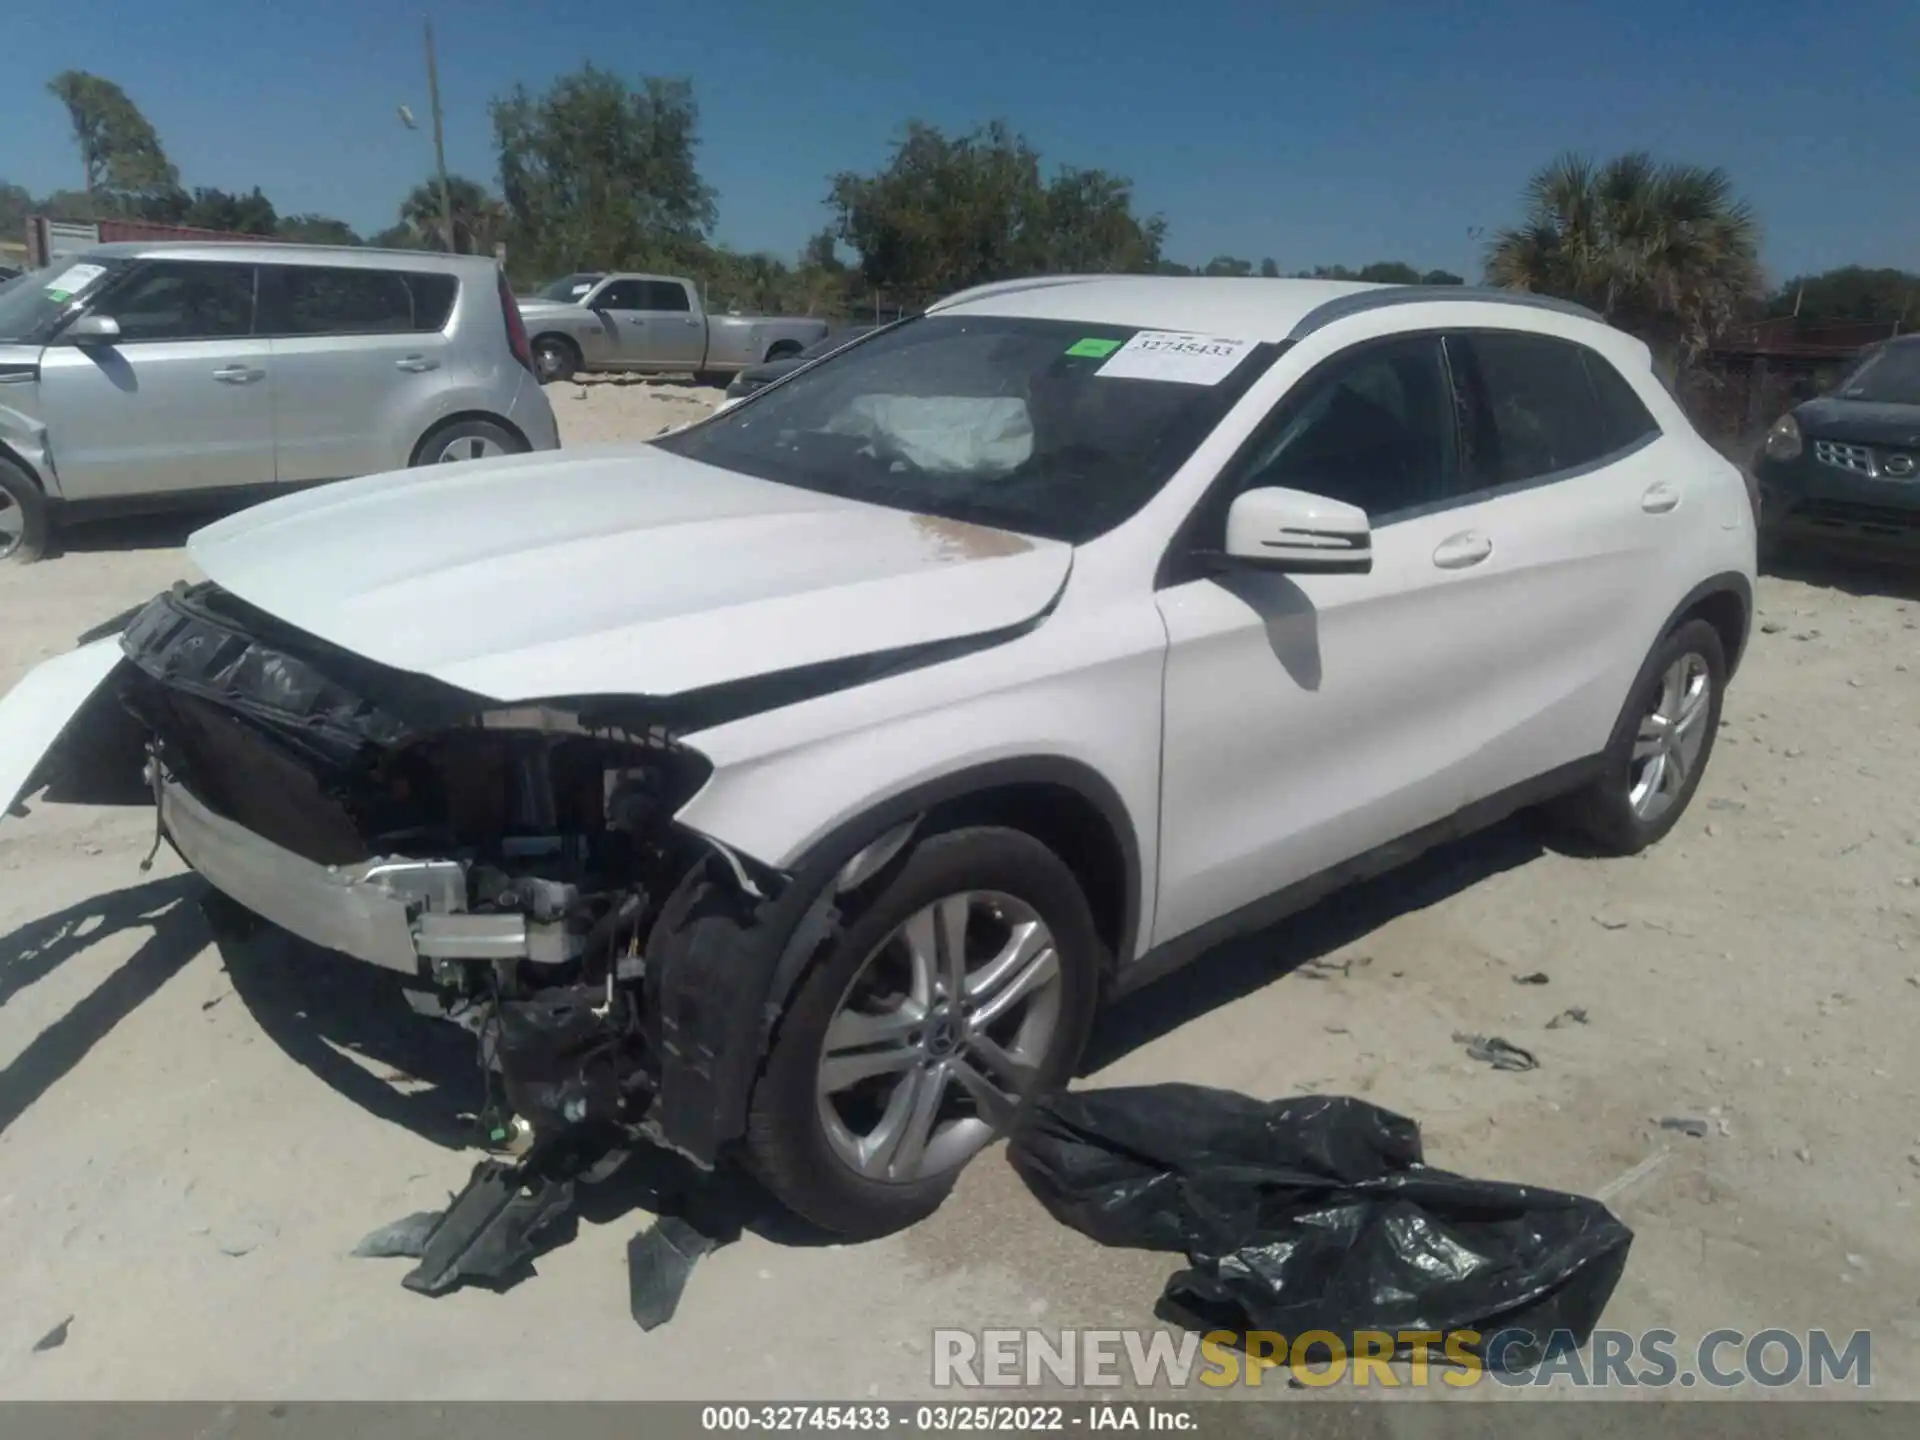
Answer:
[1006,1085,1632,1370]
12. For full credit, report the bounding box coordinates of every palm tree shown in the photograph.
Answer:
[398,174,505,255]
[1486,152,1763,373]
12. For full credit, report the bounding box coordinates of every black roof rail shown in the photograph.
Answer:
[1290,285,1606,340]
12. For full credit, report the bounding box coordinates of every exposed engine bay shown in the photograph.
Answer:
[39,581,847,1286]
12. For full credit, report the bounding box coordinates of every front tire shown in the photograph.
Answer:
[745,826,1103,1238]
[1550,617,1726,855]
[532,335,581,385]
[0,456,49,564]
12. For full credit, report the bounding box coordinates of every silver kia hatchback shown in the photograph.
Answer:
[0,242,560,561]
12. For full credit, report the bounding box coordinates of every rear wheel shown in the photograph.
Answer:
[745,826,1103,1238]
[762,341,803,363]
[1549,618,1726,855]
[0,456,49,564]
[532,335,580,385]
[412,417,526,468]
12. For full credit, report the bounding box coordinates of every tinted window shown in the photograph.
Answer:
[1458,332,1610,486]
[97,261,254,341]
[592,279,645,310]
[640,280,691,312]
[656,315,1273,544]
[1581,351,1661,451]
[1225,335,1453,520]
[275,266,457,335]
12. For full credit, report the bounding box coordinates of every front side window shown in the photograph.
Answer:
[591,279,645,311]
[655,315,1276,543]
[91,261,255,342]
[1455,331,1612,486]
[1223,334,1454,520]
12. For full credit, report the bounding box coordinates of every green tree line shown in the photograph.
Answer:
[8,67,1915,345]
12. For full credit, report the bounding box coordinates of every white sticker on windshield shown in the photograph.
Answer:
[570,282,592,296]
[1095,330,1257,385]
[41,262,106,303]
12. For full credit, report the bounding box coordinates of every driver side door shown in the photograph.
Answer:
[582,278,653,366]
[1151,332,1523,945]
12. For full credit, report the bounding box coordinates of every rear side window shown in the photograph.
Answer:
[97,261,255,341]
[639,280,691,312]
[1581,351,1662,452]
[1455,332,1611,487]
[274,266,458,335]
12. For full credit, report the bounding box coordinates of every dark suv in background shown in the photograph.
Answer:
[1755,335,1920,553]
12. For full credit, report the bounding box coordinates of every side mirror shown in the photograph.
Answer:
[62,313,121,344]
[1221,485,1372,575]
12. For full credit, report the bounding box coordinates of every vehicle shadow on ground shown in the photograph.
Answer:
[1761,544,1920,603]
[1082,816,1548,1074]
[0,873,205,1137]
[208,900,839,1256]
[51,507,234,556]
[210,909,484,1152]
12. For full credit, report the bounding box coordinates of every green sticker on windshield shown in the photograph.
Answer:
[1065,337,1123,358]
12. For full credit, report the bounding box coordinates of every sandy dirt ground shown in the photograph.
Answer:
[1,377,1917,1404]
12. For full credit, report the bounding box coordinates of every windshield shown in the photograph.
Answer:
[1835,342,1920,406]
[534,273,603,303]
[655,315,1276,544]
[801,326,873,360]
[0,256,118,343]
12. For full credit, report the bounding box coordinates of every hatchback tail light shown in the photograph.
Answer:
[497,269,535,376]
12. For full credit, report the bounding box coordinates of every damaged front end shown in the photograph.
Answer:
[34,581,816,1183]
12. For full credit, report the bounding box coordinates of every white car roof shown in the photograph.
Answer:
[931,274,1609,347]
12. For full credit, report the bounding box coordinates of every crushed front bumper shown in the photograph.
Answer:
[157,771,581,975]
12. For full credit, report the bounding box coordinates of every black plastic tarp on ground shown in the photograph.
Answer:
[1007,1086,1632,1369]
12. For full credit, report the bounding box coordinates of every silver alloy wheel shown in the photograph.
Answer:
[1629,652,1711,821]
[435,433,506,464]
[816,890,1062,1183]
[0,491,23,558]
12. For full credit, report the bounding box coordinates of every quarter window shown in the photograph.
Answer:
[95,261,255,341]
[1223,335,1454,521]
[1582,350,1662,452]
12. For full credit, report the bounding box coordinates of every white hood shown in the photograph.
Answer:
[186,445,1071,703]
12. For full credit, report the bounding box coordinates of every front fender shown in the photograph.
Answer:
[0,637,144,818]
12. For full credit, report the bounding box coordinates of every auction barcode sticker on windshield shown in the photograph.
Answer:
[1096,330,1257,385]
[42,262,106,303]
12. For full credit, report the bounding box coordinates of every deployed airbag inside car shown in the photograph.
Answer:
[1007,1085,1632,1369]
[826,395,1035,473]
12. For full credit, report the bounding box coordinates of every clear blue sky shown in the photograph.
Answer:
[5,0,1914,283]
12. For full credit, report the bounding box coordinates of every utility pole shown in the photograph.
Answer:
[424,18,457,253]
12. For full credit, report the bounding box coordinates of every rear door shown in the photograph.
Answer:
[263,264,459,482]
[36,259,272,499]
[1436,329,1675,795]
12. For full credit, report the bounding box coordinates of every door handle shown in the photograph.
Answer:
[683,318,699,326]
[1641,481,1681,514]
[1432,531,1494,569]
[211,365,264,384]
[395,355,440,373]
